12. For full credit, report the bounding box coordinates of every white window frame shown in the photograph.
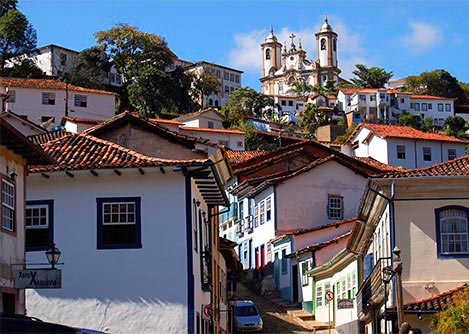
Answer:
[396,145,406,160]
[41,92,55,105]
[448,149,457,161]
[102,202,136,225]
[423,147,432,161]
[328,195,343,220]
[301,261,309,286]
[74,94,87,108]
[316,284,323,308]
[439,209,469,255]
[1,179,15,231]
[25,205,49,229]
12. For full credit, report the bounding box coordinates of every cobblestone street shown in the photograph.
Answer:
[233,283,334,334]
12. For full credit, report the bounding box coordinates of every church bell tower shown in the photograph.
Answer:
[315,16,340,85]
[261,25,282,78]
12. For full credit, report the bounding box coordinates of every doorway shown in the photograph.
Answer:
[292,264,299,303]
[2,292,16,314]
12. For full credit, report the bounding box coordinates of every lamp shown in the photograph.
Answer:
[383,266,395,284]
[45,243,61,269]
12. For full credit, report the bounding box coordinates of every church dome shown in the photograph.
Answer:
[265,25,278,43]
[320,16,333,33]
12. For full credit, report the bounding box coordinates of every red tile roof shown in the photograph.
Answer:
[179,126,245,135]
[286,230,352,257]
[388,284,467,313]
[347,123,467,144]
[29,129,69,145]
[29,132,207,173]
[0,77,118,96]
[381,154,469,178]
[225,150,267,166]
[148,118,184,125]
[272,217,358,242]
[354,157,408,172]
[61,116,102,126]
[0,118,55,165]
[411,95,456,100]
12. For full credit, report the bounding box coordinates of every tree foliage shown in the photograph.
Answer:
[192,72,221,105]
[236,121,278,151]
[4,57,43,78]
[398,111,421,129]
[432,287,469,334]
[70,46,112,89]
[94,23,199,115]
[350,64,393,88]
[0,0,37,75]
[298,103,329,138]
[444,116,467,137]
[221,87,277,125]
[404,70,467,103]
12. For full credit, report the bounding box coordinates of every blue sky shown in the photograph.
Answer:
[20,0,469,90]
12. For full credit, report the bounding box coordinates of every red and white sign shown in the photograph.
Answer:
[202,304,212,320]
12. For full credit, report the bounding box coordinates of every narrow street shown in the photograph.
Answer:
[233,283,334,334]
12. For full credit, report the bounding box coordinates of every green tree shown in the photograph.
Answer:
[398,111,421,129]
[94,23,173,113]
[460,82,469,101]
[298,103,328,138]
[350,64,393,88]
[221,87,277,125]
[70,46,112,89]
[4,58,43,78]
[421,116,434,132]
[236,121,277,151]
[0,0,37,75]
[192,72,221,107]
[404,70,467,103]
[432,287,469,334]
[444,116,466,137]
[292,81,313,98]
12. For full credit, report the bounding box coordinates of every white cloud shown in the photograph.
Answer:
[227,18,370,80]
[401,22,442,53]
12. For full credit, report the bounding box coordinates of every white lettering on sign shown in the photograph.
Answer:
[15,269,62,289]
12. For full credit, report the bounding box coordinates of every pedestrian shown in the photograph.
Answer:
[399,322,412,334]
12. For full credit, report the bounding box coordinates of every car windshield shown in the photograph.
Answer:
[235,305,258,317]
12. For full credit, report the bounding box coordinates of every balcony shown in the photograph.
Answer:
[356,257,391,320]
[244,216,253,233]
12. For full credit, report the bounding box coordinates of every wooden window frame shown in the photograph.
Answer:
[26,199,54,251]
[1,174,16,237]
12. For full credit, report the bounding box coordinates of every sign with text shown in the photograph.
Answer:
[337,298,354,309]
[15,269,62,289]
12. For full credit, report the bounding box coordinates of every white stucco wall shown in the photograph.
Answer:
[276,161,367,231]
[26,169,190,331]
[2,87,115,126]
[0,147,26,314]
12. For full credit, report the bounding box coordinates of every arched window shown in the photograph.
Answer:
[214,100,219,107]
[333,39,337,51]
[437,207,469,255]
[321,38,326,50]
[208,98,213,106]
[265,48,271,60]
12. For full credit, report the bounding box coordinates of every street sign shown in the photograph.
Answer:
[14,269,61,289]
[202,304,212,320]
[337,298,354,309]
[325,290,334,302]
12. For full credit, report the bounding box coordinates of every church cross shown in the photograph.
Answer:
[289,33,296,46]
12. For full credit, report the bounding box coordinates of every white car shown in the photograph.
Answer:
[234,300,263,332]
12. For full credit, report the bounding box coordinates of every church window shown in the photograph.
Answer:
[214,100,219,107]
[208,99,213,106]
[333,39,337,51]
[321,38,326,50]
[288,100,293,107]
[265,49,271,60]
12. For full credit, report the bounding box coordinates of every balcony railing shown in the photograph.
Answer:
[356,257,391,319]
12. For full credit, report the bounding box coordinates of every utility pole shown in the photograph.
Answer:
[393,247,404,327]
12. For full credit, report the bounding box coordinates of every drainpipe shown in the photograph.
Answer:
[414,141,417,169]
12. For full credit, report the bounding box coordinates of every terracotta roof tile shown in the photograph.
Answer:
[225,150,268,166]
[0,77,118,96]
[179,126,245,134]
[354,157,408,172]
[174,108,225,121]
[388,284,467,312]
[411,95,456,100]
[381,154,469,178]
[29,132,207,173]
[29,129,69,145]
[61,116,102,126]
[148,118,184,125]
[272,217,358,242]
[347,123,466,144]
[286,230,352,257]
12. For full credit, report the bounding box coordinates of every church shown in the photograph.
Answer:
[260,17,341,122]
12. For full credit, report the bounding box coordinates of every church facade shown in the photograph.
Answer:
[260,17,341,122]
